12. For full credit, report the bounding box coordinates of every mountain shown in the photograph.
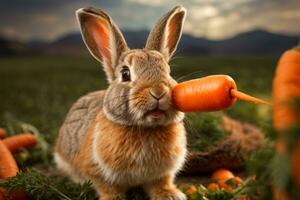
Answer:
[0,36,49,56]
[27,40,49,53]
[0,29,298,56]
[44,30,217,55]
[45,29,298,56]
[0,36,27,56]
[215,30,299,55]
[46,33,86,55]
[179,34,216,54]
[45,30,148,55]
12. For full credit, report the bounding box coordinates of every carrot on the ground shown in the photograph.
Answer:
[0,141,19,179]
[233,176,243,184]
[0,128,6,139]
[2,133,37,154]
[0,133,32,200]
[207,183,219,191]
[211,168,234,184]
[186,185,197,195]
[173,75,271,112]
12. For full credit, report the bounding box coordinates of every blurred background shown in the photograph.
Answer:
[0,0,299,143]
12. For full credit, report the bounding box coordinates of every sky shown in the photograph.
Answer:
[0,0,299,41]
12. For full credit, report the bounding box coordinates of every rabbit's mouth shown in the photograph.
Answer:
[144,108,166,119]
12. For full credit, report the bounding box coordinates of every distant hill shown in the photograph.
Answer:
[0,36,27,56]
[0,29,299,56]
[45,29,299,56]
[27,40,49,53]
[179,34,216,54]
[44,30,217,55]
[215,30,299,55]
[46,30,150,55]
[46,33,86,55]
[0,36,49,56]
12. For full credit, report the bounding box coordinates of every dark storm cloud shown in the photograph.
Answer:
[0,0,120,10]
[0,0,299,41]
[0,0,129,40]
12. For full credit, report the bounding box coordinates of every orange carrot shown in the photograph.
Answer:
[231,89,272,106]
[2,134,37,154]
[173,75,270,112]
[272,186,290,200]
[273,46,300,130]
[273,45,300,186]
[211,168,234,185]
[272,45,300,199]
[207,183,219,191]
[0,128,6,139]
[186,185,197,195]
[0,141,18,179]
[0,136,30,200]
[233,176,243,184]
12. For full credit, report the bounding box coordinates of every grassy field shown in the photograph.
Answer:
[0,54,281,199]
[0,55,278,146]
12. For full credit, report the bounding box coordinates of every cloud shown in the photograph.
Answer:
[183,0,300,39]
[0,0,299,41]
[127,0,166,7]
[189,5,219,19]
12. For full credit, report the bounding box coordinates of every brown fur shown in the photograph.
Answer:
[77,7,129,82]
[70,111,186,179]
[167,11,185,56]
[95,113,183,171]
[55,91,105,159]
[145,6,186,61]
[56,110,186,199]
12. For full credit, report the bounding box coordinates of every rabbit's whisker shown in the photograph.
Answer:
[175,70,205,82]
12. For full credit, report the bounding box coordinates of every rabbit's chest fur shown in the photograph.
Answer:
[92,112,187,186]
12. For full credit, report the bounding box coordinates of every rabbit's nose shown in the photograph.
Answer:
[149,89,166,100]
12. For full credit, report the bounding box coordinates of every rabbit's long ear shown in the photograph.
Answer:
[145,6,186,61]
[77,7,128,82]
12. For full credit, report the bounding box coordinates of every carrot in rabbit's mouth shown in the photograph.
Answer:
[172,75,271,112]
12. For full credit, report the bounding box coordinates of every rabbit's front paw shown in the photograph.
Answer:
[151,189,187,200]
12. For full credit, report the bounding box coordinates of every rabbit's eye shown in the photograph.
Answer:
[121,66,131,82]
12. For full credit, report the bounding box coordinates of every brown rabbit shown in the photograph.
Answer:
[55,5,188,200]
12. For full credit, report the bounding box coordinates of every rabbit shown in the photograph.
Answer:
[54,5,188,200]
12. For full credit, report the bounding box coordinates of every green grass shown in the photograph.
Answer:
[0,55,277,146]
